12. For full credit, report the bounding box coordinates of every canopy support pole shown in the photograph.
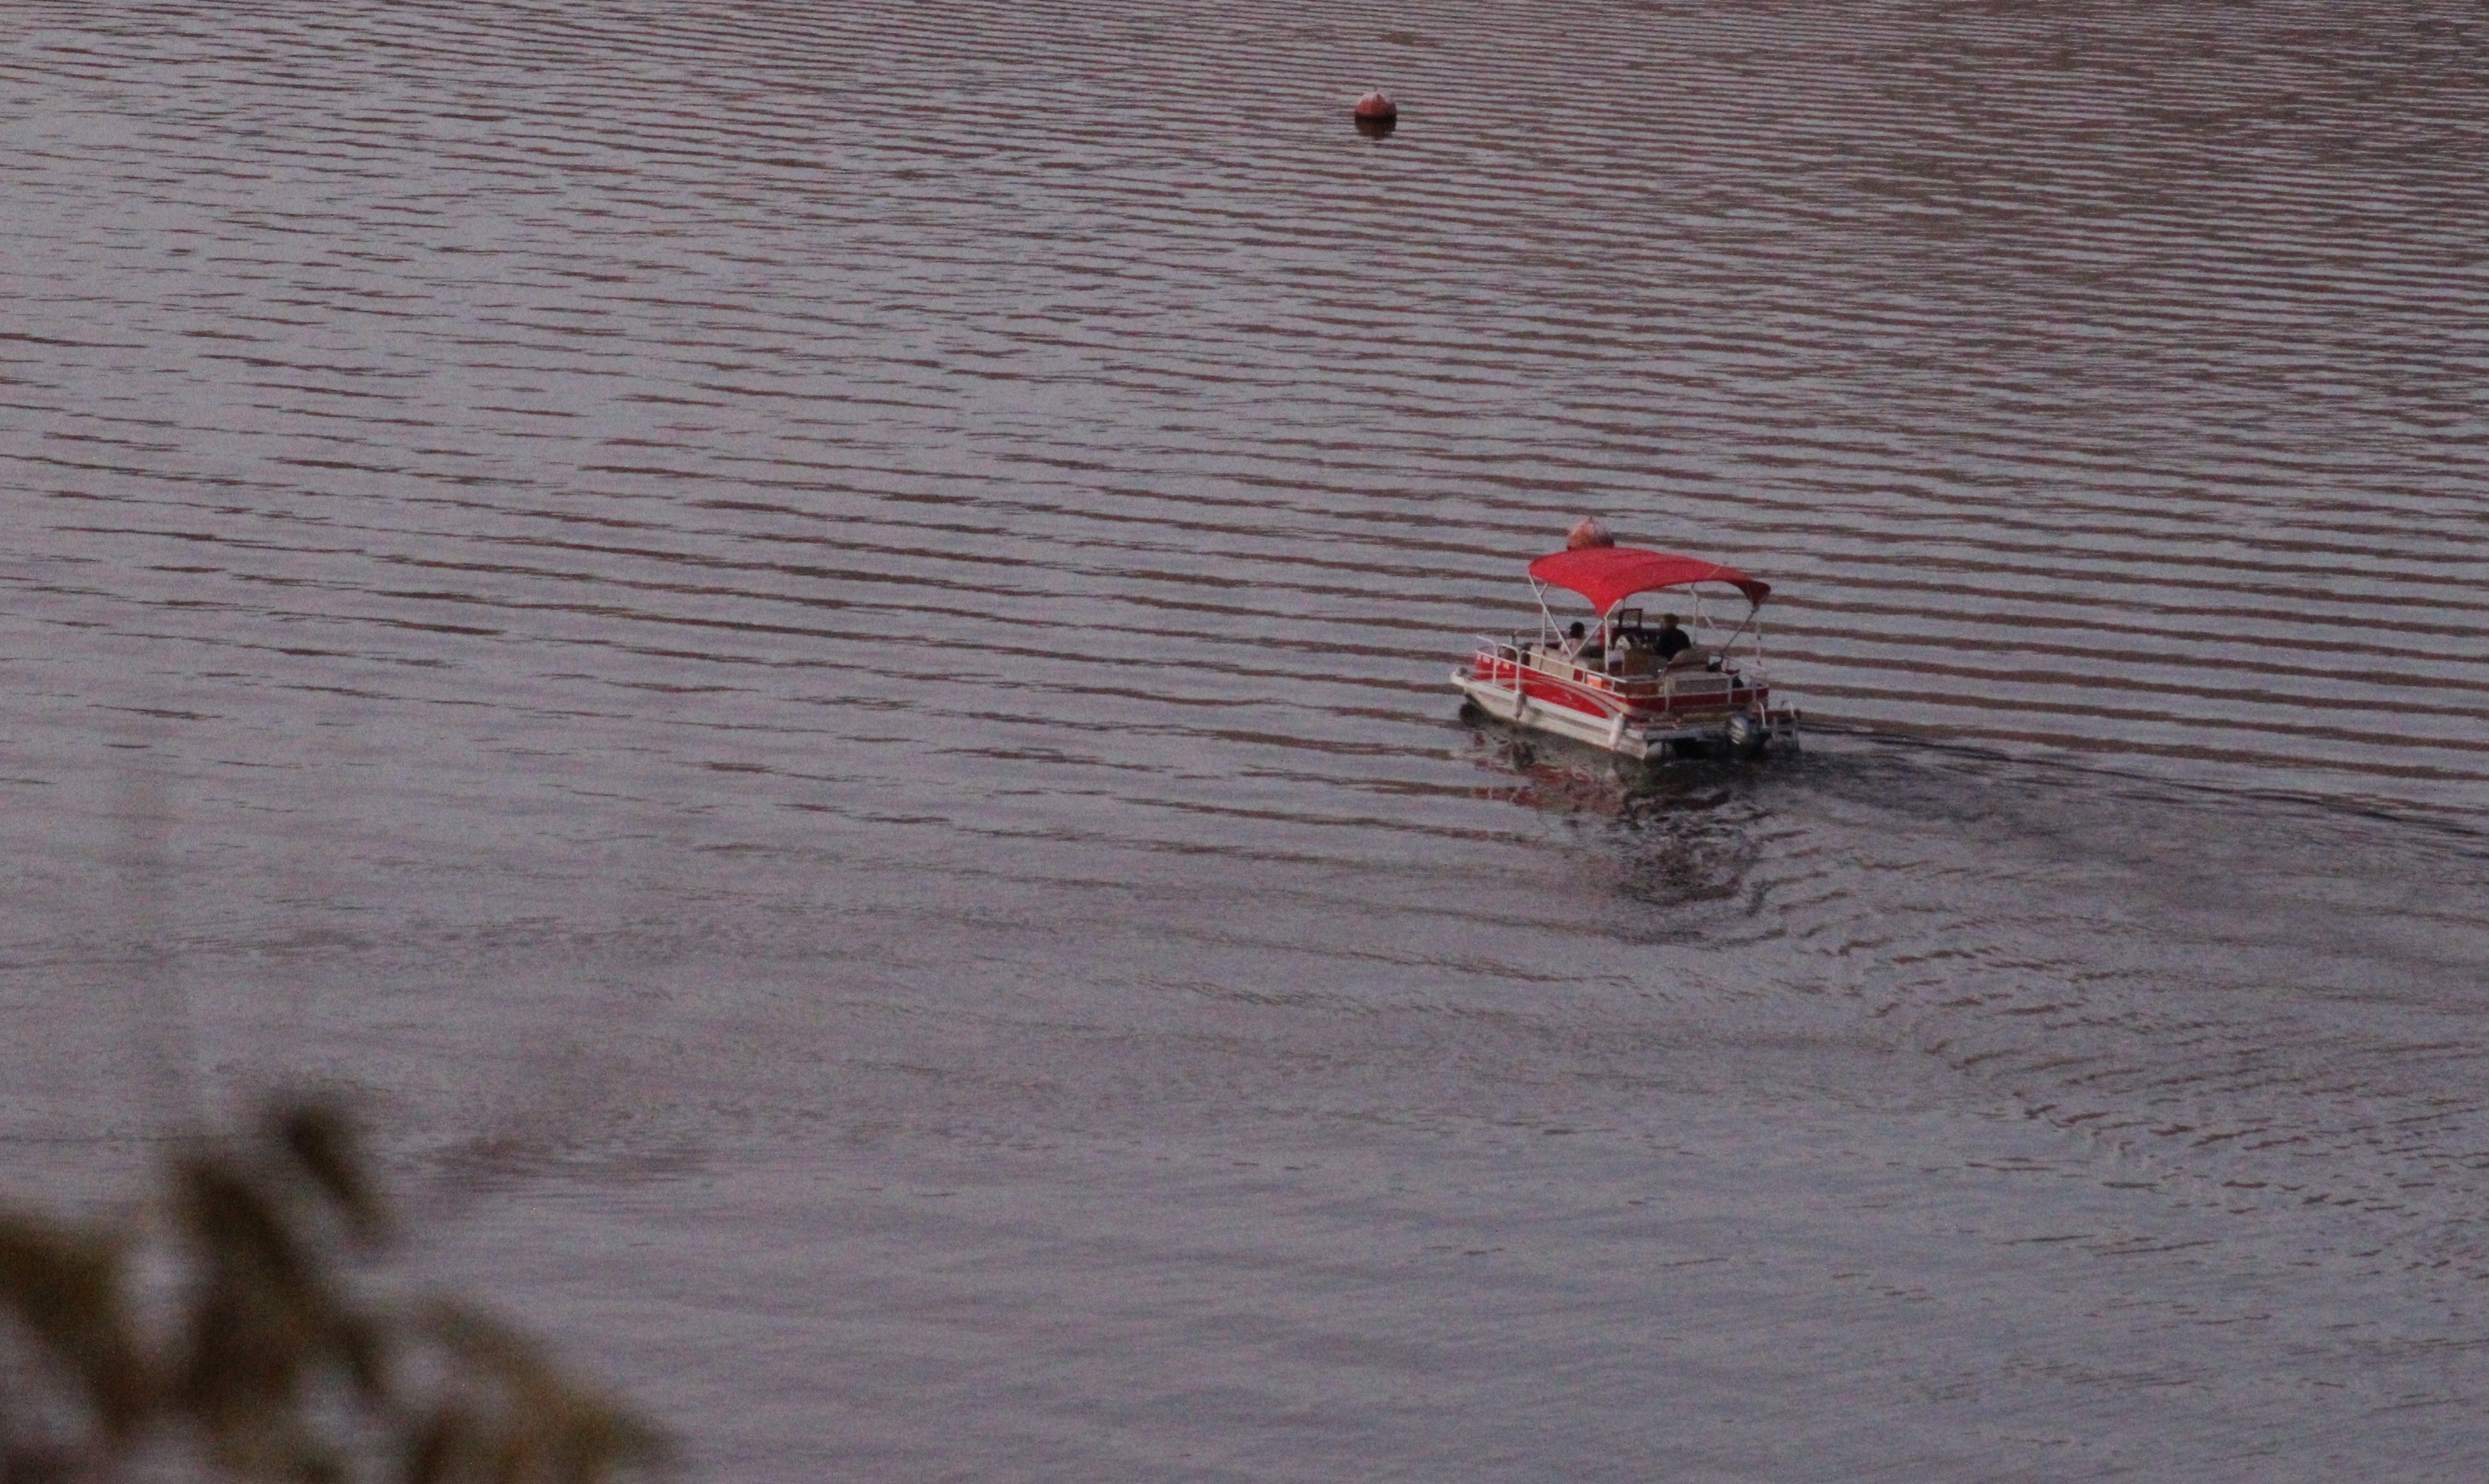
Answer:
[1528,578,1558,644]
[1720,604,1763,660]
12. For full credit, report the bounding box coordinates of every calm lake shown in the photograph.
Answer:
[6,1,2488,1478]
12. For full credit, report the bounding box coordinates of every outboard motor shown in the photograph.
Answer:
[1727,709,1766,759]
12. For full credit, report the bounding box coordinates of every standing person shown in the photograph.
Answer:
[1653,614,1692,661]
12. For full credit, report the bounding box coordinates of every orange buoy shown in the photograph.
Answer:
[1353,90,1397,121]
[1566,516,1616,550]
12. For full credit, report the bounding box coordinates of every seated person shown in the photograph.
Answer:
[1652,614,1692,662]
[1559,620,1594,660]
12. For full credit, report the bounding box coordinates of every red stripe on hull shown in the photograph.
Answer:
[1469,653,1766,722]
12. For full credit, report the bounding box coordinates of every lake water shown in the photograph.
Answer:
[6,1,2488,1478]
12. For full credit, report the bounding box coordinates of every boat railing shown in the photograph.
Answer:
[1471,635,1766,716]
[1475,634,1527,666]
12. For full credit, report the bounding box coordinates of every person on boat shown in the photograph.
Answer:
[1560,620,1592,658]
[1653,614,1692,661]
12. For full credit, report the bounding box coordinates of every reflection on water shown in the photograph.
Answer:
[4,0,2488,1478]
[1461,716,1765,920]
[1459,720,1647,815]
[1604,784,1761,918]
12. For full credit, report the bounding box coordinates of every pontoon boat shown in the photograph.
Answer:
[1452,544,1799,761]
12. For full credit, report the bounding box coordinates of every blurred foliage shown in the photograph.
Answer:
[0,1101,666,1484]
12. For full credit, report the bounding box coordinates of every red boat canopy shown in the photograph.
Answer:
[1527,546,1770,614]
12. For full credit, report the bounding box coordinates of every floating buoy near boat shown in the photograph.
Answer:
[1353,90,1397,121]
[1566,516,1616,550]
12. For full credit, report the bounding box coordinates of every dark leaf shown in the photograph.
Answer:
[7,1095,664,1483]
[269,1102,386,1245]
[0,1214,151,1437]
[179,1160,304,1294]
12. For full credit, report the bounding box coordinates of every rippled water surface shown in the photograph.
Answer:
[6,1,2489,1478]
